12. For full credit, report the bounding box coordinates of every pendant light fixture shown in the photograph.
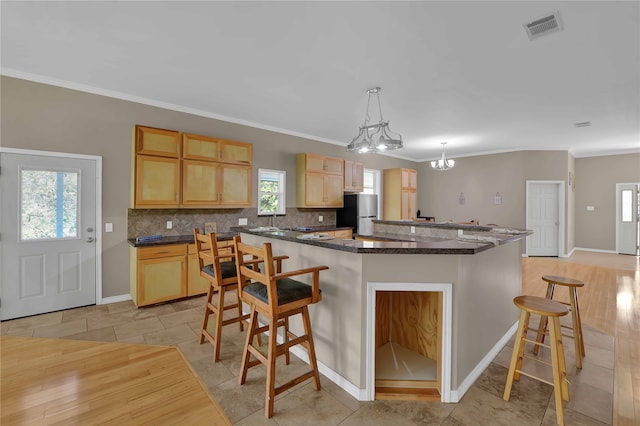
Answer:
[431,142,455,171]
[346,87,403,154]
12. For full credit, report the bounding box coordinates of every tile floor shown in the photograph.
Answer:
[1,296,612,425]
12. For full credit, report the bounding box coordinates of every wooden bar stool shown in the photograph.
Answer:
[504,295,570,426]
[194,229,248,362]
[533,275,586,369]
[233,236,328,418]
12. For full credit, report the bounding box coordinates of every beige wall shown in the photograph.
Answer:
[0,76,415,298]
[2,76,638,298]
[575,153,640,251]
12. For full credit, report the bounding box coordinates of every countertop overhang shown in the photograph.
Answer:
[239,228,530,254]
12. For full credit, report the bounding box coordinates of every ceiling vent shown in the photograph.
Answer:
[524,11,563,41]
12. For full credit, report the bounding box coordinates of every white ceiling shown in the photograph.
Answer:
[1,1,639,161]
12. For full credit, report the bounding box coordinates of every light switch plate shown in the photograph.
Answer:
[166,221,173,229]
[318,215,323,222]
[586,205,595,211]
[105,223,113,233]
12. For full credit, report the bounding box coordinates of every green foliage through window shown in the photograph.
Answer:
[21,169,78,240]
[258,169,285,215]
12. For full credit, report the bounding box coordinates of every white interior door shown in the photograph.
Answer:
[1,151,99,320]
[527,182,560,256]
[617,183,640,255]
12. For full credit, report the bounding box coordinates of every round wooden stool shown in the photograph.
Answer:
[533,275,586,369]
[504,295,569,426]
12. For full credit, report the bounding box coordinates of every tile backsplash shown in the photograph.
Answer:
[127,208,336,238]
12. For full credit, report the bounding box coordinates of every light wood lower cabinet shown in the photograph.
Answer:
[328,229,353,239]
[187,244,210,296]
[133,245,187,307]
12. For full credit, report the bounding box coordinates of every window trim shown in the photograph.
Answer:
[257,168,286,216]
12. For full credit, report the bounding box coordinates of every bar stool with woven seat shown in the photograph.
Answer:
[504,295,570,426]
[194,229,248,363]
[233,235,328,418]
[533,275,586,369]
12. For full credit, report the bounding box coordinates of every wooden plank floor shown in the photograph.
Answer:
[1,336,231,425]
[522,252,640,426]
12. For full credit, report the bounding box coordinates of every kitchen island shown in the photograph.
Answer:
[239,221,530,403]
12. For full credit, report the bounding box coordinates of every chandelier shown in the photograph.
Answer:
[346,87,403,153]
[431,142,455,171]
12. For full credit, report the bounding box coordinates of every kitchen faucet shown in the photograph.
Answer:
[271,212,277,228]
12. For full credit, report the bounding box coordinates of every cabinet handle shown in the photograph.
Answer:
[176,192,179,201]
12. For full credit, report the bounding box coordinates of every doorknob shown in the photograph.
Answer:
[87,237,95,243]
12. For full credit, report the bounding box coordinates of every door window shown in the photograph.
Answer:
[621,189,633,222]
[20,168,79,241]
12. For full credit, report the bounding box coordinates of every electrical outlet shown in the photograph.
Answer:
[410,226,416,234]
[318,215,323,222]
[586,206,595,211]
[238,218,248,226]
[166,221,173,229]
[105,223,113,233]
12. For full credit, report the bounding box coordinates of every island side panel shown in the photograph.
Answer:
[455,241,521,388]
[361,254,459,389]
[240,233,366,388]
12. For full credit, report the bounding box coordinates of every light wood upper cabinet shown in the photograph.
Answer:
[401,168,417,190]
[182,161,251,208]
[182,159,219,207]
[383,168,418,220]
[134,155,181,208]
[296,153,344,208]
[135,125,181,158]
[183,133,252,164]
[344,160,364,193]
[303,153,344,175]
[132,125,252,208]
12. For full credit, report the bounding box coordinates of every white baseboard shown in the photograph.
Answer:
[449,321,519,402]
[573,247,617,254]
[99,294,132,305]
[287,345,366,401]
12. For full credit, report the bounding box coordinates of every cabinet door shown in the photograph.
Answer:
[137,255,187,306]
[220,141,252,164]
[401,190,417,220]
[402,169,417,190]
[182,159,219,207]
[183,133,220,161]
[324,156,344,175]
[325,174,344,207]
[135,125,181,158]
[345,160,363,192]
[305,172,326,206]
[135,155,180,208]
[304,154,326,173]
[187,252,210,296]
[220,164,251,206]
[334,229,353,239]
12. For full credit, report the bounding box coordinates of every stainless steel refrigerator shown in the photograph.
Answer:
[336,193,378,236]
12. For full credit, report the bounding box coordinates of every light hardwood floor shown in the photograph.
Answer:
[521,251,640,426]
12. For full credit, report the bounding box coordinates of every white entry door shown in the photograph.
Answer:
[617,183,640,255]
[527,182,560,256]
[0,151,99,320]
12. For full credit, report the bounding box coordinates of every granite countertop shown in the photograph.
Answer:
[127,231,237,247]
[127,225,353,247]
[239,228,530,255]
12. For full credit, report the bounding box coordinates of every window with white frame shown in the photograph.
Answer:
[363,168,378,194]
[258,169,286,215]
